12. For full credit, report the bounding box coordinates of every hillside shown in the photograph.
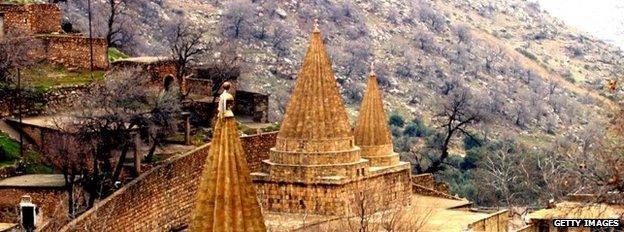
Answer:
[57,0,624,148]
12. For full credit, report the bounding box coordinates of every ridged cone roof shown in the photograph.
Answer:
[354,74,393,147]
[190,116,266,232]
[276,30,353,146]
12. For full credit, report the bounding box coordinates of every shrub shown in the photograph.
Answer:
[460,148,483,170]
[515,47,538,61]
[403,119,430,137]
[388,114,405,127]
[463,134,483,150]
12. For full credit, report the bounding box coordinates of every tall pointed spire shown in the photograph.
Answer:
[354,66,400,167]
[275,21,353,153]
[190,83,266,232]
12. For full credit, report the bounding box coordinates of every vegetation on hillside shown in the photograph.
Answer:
[0,132,20,167]
[108,47,129,62]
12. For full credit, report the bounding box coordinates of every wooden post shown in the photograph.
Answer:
[133,133,140,175]
[182,112,191,145]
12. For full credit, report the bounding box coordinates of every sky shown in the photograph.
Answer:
[536,0,624,48]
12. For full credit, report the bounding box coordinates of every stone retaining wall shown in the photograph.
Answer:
[0,85,92,118]
[36,35,108,70]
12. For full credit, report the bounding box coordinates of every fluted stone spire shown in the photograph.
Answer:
[190,83,266,232]
[275,23,354,153]
[354,67,400,167]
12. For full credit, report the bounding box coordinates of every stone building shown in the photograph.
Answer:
[111,57,178,91]
[354,66,404,168]
[0,3,108,70]
[251,26,412,216]
[0,174,72,231]
[0,3,61,38]
[190,83,266,231]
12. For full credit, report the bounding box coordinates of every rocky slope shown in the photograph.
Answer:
[59,0,624,148]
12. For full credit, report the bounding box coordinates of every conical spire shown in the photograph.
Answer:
[354,68,398,167]
[190,84,266,232]
[275,23,353,153]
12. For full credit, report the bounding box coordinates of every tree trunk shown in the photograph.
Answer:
[112,145,129,184]
[86,160,99,209]
[144,142,157,163]
[67,180,75,218]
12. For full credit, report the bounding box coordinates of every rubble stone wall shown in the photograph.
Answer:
[234,91,269,123]
[36,35,108,70]
[0,4,61,36]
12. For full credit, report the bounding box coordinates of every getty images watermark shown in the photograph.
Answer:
[553,219,621,228]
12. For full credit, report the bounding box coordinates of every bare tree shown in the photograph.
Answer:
[167,21,207,87]
[379,204,433,232]
[455,25,471,44]
[41,130,93,218]
[143,89,181,162]
[271,21,295,58]
[477,144,522,207]
[413,31,437,54]
[72,68,179,205]
[418,6,446,33]
[221,0,255,39]
[0,31,42,82]
[413,85,486,173]
[335,38,372,79]
[104,0,127,48]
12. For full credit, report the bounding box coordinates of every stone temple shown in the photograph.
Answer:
[251,25,412,216]
[190,83,266,232]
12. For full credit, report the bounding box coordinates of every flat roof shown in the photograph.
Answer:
[265,193,494,231]
[412,195,491,231]
[112,56,174,65]
[0,174,66,188]
[529,201,624,219]
[0,223,17,232]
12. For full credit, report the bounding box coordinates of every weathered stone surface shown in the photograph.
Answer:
[354,73,400,167]
[274,29,354,153]
[0,3,61,36]
[190,113,266,231]
[111,57,178,92]
[251,27,412,216]
[35,35,108,70]
[0,3,108,70]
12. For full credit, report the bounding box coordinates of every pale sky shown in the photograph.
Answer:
[536,0,624,48]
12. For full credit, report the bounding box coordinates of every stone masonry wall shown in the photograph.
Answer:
[234,91,269,123]
[466,209,509,232]
[36,35,108,70]
[0,188,67,225]
[0,4,61,36]
[253,168,412,216]
[0,85,92,118]
[111,61,178,92]
[56,132,277,232]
